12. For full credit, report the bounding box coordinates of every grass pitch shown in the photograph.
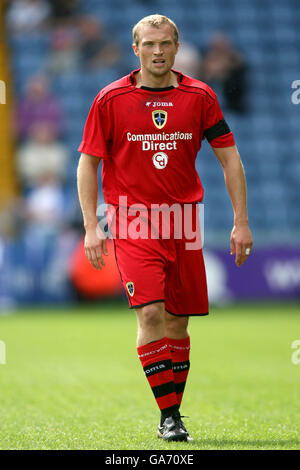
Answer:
[0,301,299,450]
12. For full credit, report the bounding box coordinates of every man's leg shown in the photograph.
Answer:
[165,312,190,408]
[136,302,178,418]
[136,302,188,441]
[136,302,165,347]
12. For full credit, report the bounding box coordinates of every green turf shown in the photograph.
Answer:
[0,302,299,450]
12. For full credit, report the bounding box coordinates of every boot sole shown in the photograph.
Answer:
[157,430,188,442]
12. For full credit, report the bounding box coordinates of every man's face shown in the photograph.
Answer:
[133,24,179,77]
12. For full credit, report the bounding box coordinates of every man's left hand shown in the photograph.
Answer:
[230,223,253,267]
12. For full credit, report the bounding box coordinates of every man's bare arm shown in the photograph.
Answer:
[211,145,253,267]
[77,153,107,270]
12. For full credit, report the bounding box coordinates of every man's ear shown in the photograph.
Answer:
[132,44,139,57]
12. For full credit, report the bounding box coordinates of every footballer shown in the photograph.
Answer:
[77,14,253,442]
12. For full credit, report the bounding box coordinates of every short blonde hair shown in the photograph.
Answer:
[132,14,179,46]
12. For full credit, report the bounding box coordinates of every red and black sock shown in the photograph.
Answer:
[168,336,190,407]
[137,337,179,419]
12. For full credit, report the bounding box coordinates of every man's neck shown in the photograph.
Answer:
[135,69,178,89]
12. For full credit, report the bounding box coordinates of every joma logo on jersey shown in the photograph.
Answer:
[146,101,173,107]
[152,110,167,129]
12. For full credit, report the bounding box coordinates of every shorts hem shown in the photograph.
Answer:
[165,309,209,317]
[129,299,165,309]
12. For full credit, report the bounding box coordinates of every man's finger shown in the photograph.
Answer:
[86,247,102,270]
[95,246,105,267]
[91,247,103,269]
[237,243,253,266]
[103,239,108,256]
[235,243,243,266]
[230,237,235,255]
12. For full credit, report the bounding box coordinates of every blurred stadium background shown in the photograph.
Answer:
[0,0,299,308]
[1,0,300,451]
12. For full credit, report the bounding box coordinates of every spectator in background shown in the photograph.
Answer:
[6,0,51,34]
[23,173,66,230]
[47,25,79,75]
[21,170,67,277]
[173,40,202,79]
[17,74,63,140]
[200,32,247,113]
[17,121,69,188]
[48,0,79,27]
[77,16,121,71]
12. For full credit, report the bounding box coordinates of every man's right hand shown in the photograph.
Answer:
[84,226,108,270]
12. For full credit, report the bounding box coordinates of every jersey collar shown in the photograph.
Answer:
[129,68,184,91]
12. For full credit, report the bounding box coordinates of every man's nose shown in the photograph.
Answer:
[153,43,163,54]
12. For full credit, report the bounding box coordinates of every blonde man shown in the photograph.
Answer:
[77,14,253,442]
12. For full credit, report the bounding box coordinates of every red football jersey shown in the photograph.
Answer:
[78,69,235,207]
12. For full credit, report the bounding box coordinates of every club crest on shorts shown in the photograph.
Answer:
[126,281,135,297]
[152,110,167,129]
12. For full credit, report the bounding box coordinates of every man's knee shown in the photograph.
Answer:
[165,311,189,337]
[137,303,165,329]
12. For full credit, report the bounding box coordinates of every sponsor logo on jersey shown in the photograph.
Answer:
[127,131,192,142]
[126,281,134,297]
[152,110,167,129]
[146,101,173,107]
[152,152,168,169]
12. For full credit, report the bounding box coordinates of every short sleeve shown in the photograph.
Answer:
[203,92,235,148]
[78,95,110,159]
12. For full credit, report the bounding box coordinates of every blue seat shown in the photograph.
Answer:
[53,73,82,95]
[12,53,46,72]
[9,32,50,54]
[81,68,120,95]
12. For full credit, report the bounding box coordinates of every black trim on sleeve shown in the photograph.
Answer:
[204,119,231,142]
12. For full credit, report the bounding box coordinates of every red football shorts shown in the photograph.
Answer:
[107,203,209,316]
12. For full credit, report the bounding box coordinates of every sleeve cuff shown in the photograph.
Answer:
[78,141,105,159]
[209,132,235,148]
